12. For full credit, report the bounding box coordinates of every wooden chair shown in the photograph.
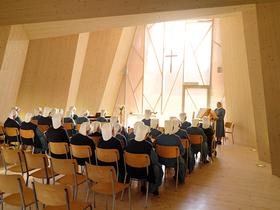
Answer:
[181,138,190,170]
[75,124,81,132]
[31,119,38,125]
[20,129,35,152]
[50,158,86,199]
[91,136,102,146]
[85,163,131,210]
[127,128,134,134]
[155,145,180,190]
[70,144,92,170]
[4,127,20,147]
[63,122,74,137]
[225,122,235,144]
[32,181,92,210]
[1,148,33,184]
[0,125,5,143]
[189,134,203,160]
[0,174,35,209]
[95,148,120,177]
[37,124,49,133]
[24,152,54,184]
[49,142,70,159]
[124,152,150,208]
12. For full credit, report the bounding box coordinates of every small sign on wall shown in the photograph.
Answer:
[217,66,223,73]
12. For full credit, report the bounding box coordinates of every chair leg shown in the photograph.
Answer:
[112,194,116,210]
[232,133,234,144]
[128,184,132,210]
[121,174,128,201]
[93,191,96,208]
[145,181,149,208]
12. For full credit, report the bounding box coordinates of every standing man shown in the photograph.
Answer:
[215,102,226,145]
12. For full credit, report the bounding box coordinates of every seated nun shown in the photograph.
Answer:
[38,107,52,127]
[172,119,188,139]
[68,106,78,120]
[200,116,215,158]
[70,122,96,165]
[20,113,48,153]
[127,121,144,141]
[98,123,125,182]
[149,118,162,139]
[125,123,163,195]
[50,108,59,117]
[45,113,69,159]
[179,112,191,131]
[12,106,22,124]
[75,110,90,125]
[63,110,77,137]
[187,119,209,163]
[89,121,102,137]
[110,116,129,140]
[113,123,127,148]
[32,107,42,121]
[172,119,195,173]
[4,109,20,144]
[142,109,152,126]
[96,109,108,122]
[156,120,186,184]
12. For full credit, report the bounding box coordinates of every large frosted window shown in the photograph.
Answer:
[142,19,212,124]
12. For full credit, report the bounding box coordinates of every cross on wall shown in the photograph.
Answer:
[165,50,177,73]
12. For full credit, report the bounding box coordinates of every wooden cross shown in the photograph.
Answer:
[165,50,177,73]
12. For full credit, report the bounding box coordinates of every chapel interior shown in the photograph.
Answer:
[0,1,280,209]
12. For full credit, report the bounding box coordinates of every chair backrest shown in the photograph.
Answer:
[49,142,69,155]
[181,138,190,149]
[127,128,134,134]
[1,148,22,165]
[124,152,150,168]
[0,125,5,136]
[225,122,233,129]
[37,124,49,133]
[24,152,47,169]
[155,145,180,159]
[92,136,102,146]
[32,181,71,207]
[189,135,203,145]
[20,129,35,139]
[75,124,81,131]
[86,163,117,183]
[0,174,25,194]
[50,158,78,175]
[63,122,73,130]
[70,144,92,158]
[5,127,19,137]
[31,119,38,125]
[96,148,119,163]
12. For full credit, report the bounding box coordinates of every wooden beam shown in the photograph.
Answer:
[1,0,279,26]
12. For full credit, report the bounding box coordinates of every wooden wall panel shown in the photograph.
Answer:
[220,13,257,147]
[256,1,280,176]
[0,26,29,122]
[242,7,270,163]
[75,28,122,115]
[99,27,136,115]
[0,26,11,70]
[66,33,89,110]
[17,35,79,115]
[209,19,225,108]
